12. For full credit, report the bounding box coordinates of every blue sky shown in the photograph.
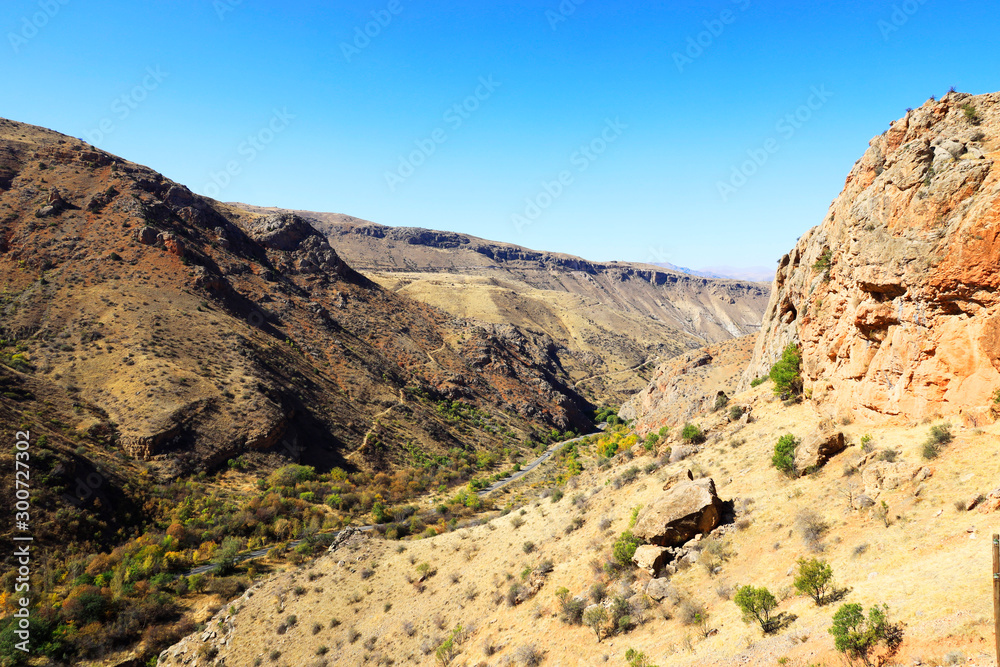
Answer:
[4,0,998,270]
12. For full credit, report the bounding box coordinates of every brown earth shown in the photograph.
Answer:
[620,334,757,435]
[233,205,771,408]
[0,117,593,480]
[157,381,1000,667]
[740,91,1000,426]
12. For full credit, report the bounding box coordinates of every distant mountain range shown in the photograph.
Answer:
[650,262,775,284]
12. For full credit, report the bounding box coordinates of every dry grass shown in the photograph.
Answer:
[158,382,1000,667]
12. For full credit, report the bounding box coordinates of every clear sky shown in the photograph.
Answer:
[4,1,998,270]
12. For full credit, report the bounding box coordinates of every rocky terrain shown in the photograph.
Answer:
[234,205,771,407]
[0,118,596,479]
[157,381,1000,667]
[620,335,757,435]
[740,91,1000,426]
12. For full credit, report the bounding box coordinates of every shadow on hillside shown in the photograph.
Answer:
[765,612,797,635]
[821,586,852,606]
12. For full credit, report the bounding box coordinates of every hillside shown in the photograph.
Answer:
[0,118,609,664]
[158,383,1000,667]
[233,204,771,407]
[156,91,1000,667]
[740,91,1000,426]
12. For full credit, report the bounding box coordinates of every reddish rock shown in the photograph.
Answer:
[740,91,1000,425]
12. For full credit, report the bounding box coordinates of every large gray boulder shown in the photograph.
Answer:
[632,477,723,547]
[793,421,846,474]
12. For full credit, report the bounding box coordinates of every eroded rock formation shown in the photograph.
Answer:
[740,91,1000,424]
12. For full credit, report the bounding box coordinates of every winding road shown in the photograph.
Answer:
[182,434,589,577]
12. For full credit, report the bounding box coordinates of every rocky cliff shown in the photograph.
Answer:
[740,91,1000,425]
[0,118,593,476]
[234,205,771,407]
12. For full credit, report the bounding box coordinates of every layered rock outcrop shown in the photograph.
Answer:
[740,91,1000,424]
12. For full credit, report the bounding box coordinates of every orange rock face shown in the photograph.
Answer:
[741,91,1000,425]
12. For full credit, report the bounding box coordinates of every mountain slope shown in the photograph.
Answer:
[739,91,1000,425]
[0,117,594,479]
[233,205,771,406]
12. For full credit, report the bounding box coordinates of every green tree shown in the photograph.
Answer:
[213,536,242,575]
[612,531,642,567]
[625,647,658,667]
[583,605,608,642]
[829,603,904,667]
[681,423,705,444]
[771,434,798,476]
[734,585,778,633]
[769,344,802,398]
[793,557,833,605]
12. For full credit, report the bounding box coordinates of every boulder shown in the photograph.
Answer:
[793,421,846,474]
[645,578,673,602]
[661,468,693,490]
[135,226,159,245]
[632,545,670,575]
[861,461,921,496]
[632,477,723,547]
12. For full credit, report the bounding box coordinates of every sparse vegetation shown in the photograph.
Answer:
[793,557,833,604]
[681,423,705,444]
[771,434,798,476]
[769,344,803,398]
[612,531,642,567]
[829,603,904,667]
[922,422,953,459]
[734,585,778,633]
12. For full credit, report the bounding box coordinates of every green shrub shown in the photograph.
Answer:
[813,248,833,280]
[734,585,778,633]
[793,557,833,605]
[769,344,802,398]
[713,393,729,411]
[583,605,608,642]
[625,648,658,667]
[750,376,767,387]
[728,404,744,421]
[643,432,658,451]
[962,102,980,124]
[829,603,904,667]
[922,423,953,459]
[681,423,705,444]
[612,531,642,567]
[771,434,798,476]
